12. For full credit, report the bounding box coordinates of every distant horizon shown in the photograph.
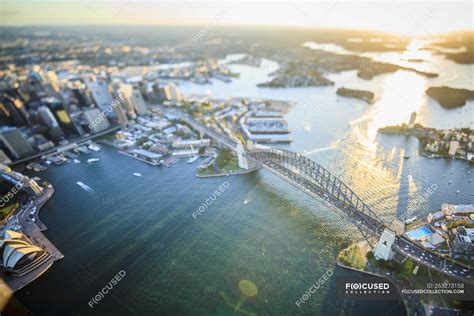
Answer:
[2,1,472,36]
[2,24,472,38]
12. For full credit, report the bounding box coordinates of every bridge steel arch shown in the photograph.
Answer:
[248,147,386,246]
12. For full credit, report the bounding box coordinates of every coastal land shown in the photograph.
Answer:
[426,87,474,109]
[378,124,473,162]
[336,87,375,103]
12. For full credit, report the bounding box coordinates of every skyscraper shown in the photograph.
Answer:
[42,97,80,137]
[83,109,111,133]
[0,127,35,160]
[119,83,148,116]
[86,81,117,119]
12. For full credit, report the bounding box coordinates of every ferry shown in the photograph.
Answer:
[76,181,93,193]
[133,172,142,177]
[187,156,199,164]
[87,158,100,164]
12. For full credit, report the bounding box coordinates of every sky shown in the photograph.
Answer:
[1,1,473,36]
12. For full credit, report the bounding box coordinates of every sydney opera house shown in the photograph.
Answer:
[0,230,49,276]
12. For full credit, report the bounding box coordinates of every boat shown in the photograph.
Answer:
[187,156,199,164]
[76,181,94,193]
[74,146,91,155]
[49,155,67,166]
[32,176,41,181]
[243,199,249,205]
[88,144,101,152]
[403,155,410,159]
[456,190,460,194]
[448,180,452,184]
[133,172,142,177]
[73,159,81,164]
[405,216,418,225]
[87,158,100,164]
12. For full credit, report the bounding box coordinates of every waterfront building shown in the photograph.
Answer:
[172,139,210,148]
[0,127,35,160]
[448,141,459,156]
[37,106,59,129]
[0,230,45,271]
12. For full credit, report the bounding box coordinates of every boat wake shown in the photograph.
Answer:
[76,181,95,194]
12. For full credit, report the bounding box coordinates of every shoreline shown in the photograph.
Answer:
[4,186,64,292]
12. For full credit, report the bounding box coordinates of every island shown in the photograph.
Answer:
[336,87,375,103]
[426,86,474,108]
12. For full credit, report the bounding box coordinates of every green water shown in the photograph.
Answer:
[16,145,406,315]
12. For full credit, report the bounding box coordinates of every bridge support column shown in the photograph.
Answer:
[237,144,249,169]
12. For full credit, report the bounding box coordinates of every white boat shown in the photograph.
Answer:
[133,172,142,177]
[73,159,81,164]
[244,199,249,205]
[76,181,94,193]
[405,216,417,225]
[456,190,460,194]
[87,158,100,164]
[187,156,199,164]
[88,144,101,152]
[448,180,452,184]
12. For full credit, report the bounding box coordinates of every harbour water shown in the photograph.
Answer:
[16,44,473,315]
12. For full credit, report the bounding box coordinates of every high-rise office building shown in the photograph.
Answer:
[163,82,181,101]
[119,83,148,116]
[0,96,31,127]
[71,88,92,108]
[83,109,111,133]
[42,97,80,137]
[0,127,35,160]
[37,106,59,129]
[86,81,117,119]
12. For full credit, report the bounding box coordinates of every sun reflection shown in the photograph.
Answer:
[366,71,427,141]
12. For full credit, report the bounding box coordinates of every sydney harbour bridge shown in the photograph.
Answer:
[179,110,474,282]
